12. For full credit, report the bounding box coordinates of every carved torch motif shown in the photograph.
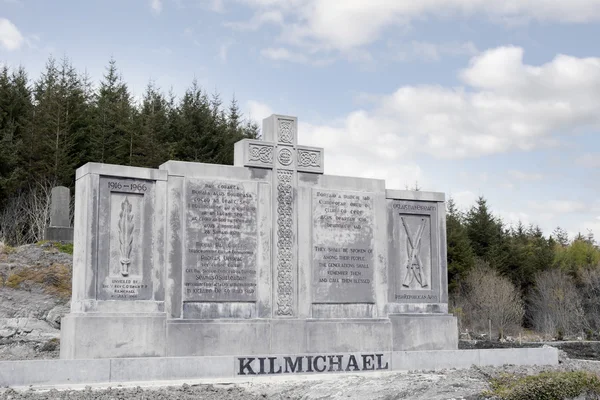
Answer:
[118,197,134,277]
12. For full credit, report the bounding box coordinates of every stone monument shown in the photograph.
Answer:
[60,114,457,364]
[44,186,74,242]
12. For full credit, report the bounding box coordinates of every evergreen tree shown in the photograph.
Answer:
[172,80,213,162]
[552,226,570,247]
[91,58,134,165]
[20,57,62,184]
[0,65,32,201]
[131,81,171,167]
[446,197,475,292]
[465,196,504,266]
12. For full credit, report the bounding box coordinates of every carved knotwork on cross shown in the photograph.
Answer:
[234,115,324,317]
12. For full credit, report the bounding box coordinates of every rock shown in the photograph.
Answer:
[45,304,70,329]
[0,242,71,361]
[0,329,16,339]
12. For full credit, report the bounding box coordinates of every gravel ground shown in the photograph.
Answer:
[2,244,600,399]
[460,340,600,361]
[1,352,599,400]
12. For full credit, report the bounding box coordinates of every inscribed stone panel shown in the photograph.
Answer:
[184,179,258,302]
[97,177,155,300]
[388,200,440,303]
[312,189,375,303]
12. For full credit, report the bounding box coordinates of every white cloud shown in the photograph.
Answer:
[529,200,587,214]
[508,170,544,182]
[246,47,600,238]
[298,117,424,190]
[246,100,273,122]
[152,46,172,56]
[0,18,24,51]
[225,10,283,30]
[261,47,306,63]
[230,0,600,52]
[497,210,532,229]
[396,41,479,62]
[219,40,234,62]
[567,216,600,242]
[576,153,600,168]
[260,47,334,66]
[293,47,600,160]
[209,0,226,12]
[450,190,479,211]
[150,0,162,14]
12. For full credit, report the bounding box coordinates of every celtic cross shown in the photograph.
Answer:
[234,115,324,317]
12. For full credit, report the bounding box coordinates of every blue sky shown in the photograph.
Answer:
[2,0,600,241]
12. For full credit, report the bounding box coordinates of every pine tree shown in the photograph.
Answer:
[552,226,570,247]
[91,58,134,165]
[20,57,61,184]
[446,197,475,292]
[465,196,503,262]
[0,65,32,202]
[69,68,95,174]
[131,81,171,167]
[172,80,212,162]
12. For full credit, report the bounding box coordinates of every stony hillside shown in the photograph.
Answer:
[0,242,72,360]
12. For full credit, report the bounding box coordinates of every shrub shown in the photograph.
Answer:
[457,260,524,339]
[529,269,585,338]
[579,268,600,332]
[484,371,600,400]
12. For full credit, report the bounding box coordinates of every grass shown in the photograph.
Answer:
[35,240,74,255]
[4,263,72,299]
[483,371,600,400]
[53,242,73,255]
[0,244,16,254]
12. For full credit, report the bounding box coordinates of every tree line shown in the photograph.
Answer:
[0,56,259,204]
[0,56,259,243]
[1,56,599,339]
[448,196,600,339]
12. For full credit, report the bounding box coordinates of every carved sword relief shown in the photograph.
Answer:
[401,217,428,289]
[118,197,134,277]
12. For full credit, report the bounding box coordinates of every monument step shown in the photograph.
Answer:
[0,348,558,388]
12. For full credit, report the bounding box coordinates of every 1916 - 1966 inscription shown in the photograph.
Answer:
[313,189,375,303]
[98,177,153,301]
[184,179,258,302]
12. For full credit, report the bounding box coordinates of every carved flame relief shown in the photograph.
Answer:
[118,197,134,277]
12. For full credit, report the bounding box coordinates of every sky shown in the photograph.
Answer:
[2,0,600,241]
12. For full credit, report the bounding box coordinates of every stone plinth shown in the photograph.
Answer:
[0,347,559,388]
[61,114,456,361]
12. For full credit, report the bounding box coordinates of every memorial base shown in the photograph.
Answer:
[60,315,459,359]
[166,319,392,357]
[390,314,459,351]
[44,226,74,242]
[60,313,166,359]
[3,347,559,388]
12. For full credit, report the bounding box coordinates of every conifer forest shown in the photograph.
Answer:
[1,56,599,339]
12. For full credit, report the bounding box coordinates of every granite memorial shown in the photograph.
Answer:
[44,186,74,242]
[60,114,457,364]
